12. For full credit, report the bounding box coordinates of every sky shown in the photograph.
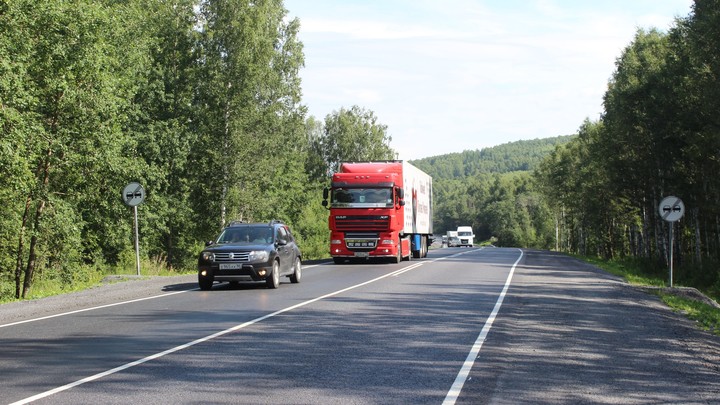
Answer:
[283,0,694,160]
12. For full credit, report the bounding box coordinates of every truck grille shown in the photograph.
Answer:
[344,233,380,251]
[335,215,389,231]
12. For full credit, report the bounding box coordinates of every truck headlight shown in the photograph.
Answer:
[201,252,214,261]
[381,239,394,245]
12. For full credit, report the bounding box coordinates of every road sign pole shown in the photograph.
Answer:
[669,224,674,288]
[134,205,141,276]
[122,182,145,276]
[658,196,684,288]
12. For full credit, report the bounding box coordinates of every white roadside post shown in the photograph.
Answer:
[122,182,146,276]
[658,196,685,287]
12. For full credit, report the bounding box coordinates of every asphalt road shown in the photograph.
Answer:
[1,247,718,404]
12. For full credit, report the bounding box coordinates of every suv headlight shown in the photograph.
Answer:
[201,251,215,261]
[248,250,269,262]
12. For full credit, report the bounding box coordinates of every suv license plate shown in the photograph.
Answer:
[354,252,369,258]
[220,263,243,270]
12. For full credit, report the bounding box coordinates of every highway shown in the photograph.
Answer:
[1,247,719,404]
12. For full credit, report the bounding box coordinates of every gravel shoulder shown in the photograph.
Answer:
[0,274,197,325]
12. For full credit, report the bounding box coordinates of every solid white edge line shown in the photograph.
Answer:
[442,248,524,405]
[8,263,413,404]
[0,290,191,329]
[0,264,323,329]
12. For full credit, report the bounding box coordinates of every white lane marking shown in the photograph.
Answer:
[8,263,417,404]
[443,248,524,405]
[434,247,483,262]
[0,291,190,329]
[391,262,425,276]
[0,264,323,329]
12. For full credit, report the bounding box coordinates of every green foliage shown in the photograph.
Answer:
[535,4,720,298]
[414,137,570,249]
[659,294,720,335]
[312,105,397,176]
[292,185,330,260]
[4,0,719,309]
[412,136,574,180]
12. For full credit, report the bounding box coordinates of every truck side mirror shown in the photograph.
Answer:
[395,187,405,206]
[322,188,329,208]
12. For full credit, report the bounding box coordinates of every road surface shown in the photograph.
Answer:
[1,247,718,404]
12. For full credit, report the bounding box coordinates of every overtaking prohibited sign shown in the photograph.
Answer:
[658,196,684,222]
[122,182,145,207]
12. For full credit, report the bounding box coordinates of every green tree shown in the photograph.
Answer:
[314,105,396,175]
[191,0,306,239]
[1,0,141,298]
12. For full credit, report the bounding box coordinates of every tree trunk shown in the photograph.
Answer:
[14,196,32,299]
[22,146,52,299]
[22,199,46,299]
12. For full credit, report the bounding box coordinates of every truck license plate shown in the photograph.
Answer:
[354,252,369,258]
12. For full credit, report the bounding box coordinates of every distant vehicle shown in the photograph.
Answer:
[197,220,302,290]
[441,235,448,245]
[446,231,459,247]
[457,226,474,247]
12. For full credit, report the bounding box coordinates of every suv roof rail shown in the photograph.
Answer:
[268,219,284,225]
[227,220,246,226]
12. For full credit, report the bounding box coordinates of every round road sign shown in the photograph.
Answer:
[122,182,145,207]
[658,196,684,222]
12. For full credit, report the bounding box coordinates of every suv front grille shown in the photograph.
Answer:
[214,252,250,262]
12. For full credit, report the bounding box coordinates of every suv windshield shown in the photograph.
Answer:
[217,226,274,245]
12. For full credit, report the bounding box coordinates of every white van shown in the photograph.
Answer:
[456,226,474,247]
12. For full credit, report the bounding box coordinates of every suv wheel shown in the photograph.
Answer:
[199,274,213,291]
[289,257,302,283]
[266,260,280,289]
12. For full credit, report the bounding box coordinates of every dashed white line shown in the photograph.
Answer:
[8,262,414,404]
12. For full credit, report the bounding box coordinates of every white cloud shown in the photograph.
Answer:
[285,0,693,160]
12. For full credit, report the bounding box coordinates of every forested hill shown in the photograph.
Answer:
[410,135,574,180]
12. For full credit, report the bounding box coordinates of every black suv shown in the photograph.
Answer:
[198,220,302,290]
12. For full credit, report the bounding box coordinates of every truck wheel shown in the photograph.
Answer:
[402,238,411,261]
[393,245,402,263]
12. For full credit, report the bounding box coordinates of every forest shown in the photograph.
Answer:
[1,0,719,301]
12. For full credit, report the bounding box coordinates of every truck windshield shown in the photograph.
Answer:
[331,188,393,208]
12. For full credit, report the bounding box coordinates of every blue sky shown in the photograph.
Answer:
[283,0,693,160]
